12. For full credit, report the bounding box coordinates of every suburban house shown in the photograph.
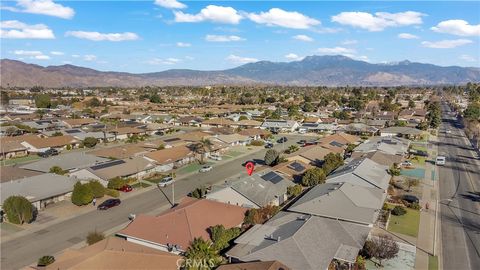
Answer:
[380,126,422,139]
[235,119,263,129]
[175,116,203,126]
[353,136,410,156]
[213,134,251,146]
[43,237,181,270]
[0,139,28,160]
[298,122,337,133]
[21,120,63,131]
[61,118,97,129]
[238,128,271,140]
[288,182,386,226]
[326,158,390,190]
[42,129,115,142]
[109,127,147,141]
[286,145,332,167]
[217,261,290,270]
[20,152,110,173]
[261,120,299,133]
[226,211,370,270]
[342,123,379,136]
[90,144,153,159]
[20,135,79,153]
[0,166,42,182]
[0,173,79,210]
[144,146,195,172]
[117,198,247,253]
[70,157,157,186]
[206,169,295,208]
[202,118,235,128]
[272,160,312,182]
[351,151,403,167]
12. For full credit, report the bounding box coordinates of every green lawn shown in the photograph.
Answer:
[410,156,426,165]
[177,162,214,174]
[131,182,151,188]
[387,204,420,237]
[146,178,163,184]
[429,256,438,270]
[411,145,428,152]
[2,155,41,166]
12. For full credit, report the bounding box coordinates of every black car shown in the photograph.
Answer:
[264,143,273,149]
[277,137,288,143]
[38,148,59,158]
[97,199,121,210]
[402,195,419,204]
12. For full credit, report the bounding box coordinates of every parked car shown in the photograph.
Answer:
[277,137,288,143]
[199,165,213,172]
[402,195,419,204]
[436,156,446,166]
[97,199,121,210]
[303,141,317,147]
[158,176,174,187]
[38,148,59,158]
[264,143,274,149]
[298,140,307,145]
[118,185,133,192]
[209,155,222,161]
[401,161,413,167]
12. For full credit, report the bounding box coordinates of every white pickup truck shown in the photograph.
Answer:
[436,156,446,166]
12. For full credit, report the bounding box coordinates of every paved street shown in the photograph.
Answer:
[437,103,480,270]
[0,135,306,269]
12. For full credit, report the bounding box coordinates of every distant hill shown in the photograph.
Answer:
[1,55,479,87]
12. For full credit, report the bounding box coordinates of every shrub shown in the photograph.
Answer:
[49,166,66,175]
[2,195,34,224]
[86,180,105,198]
[107,177,126,190]
[264,149,280,166]
[191,186,207,199]
[388,164,401,176]
[71,182,94,206]
[287,184,302,197]
[391,206,407,216]
[409,202,421,210]
[105,189,120,198]
[83,137,98,148]
[244,205,279,225]
[37,255,55,267]
[86,231,105,245]
[249,140,264,146]
[301,168,326,187]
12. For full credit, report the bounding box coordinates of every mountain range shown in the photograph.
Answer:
[1,55,479,87]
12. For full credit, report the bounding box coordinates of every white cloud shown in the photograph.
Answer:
[145,57,182,65]
[205,34,244,42]
[398,33,419,39]
[341,39,358,45]
[176,42,191,47]
[4,0,75,19]
[421,39,472,49]
[247,8,320,29]
[13,49,50,60]
[71,54,80,58]
[50,51,64,55]
[332,11,425,31]
[285,53,303,61]
[459,54,477,62]
[174,5,242,24]
[316,47,356,54]
[0,20,54,39]
[154,0,186,9]
[293,34,313,42]
[83,54,97,61]
[65,31,139,41]
[226,54,258,64]
[431,20,480,37]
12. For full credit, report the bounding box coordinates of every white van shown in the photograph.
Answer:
[436,156,446,166]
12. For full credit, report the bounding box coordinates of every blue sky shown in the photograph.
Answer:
[1,1,479,73]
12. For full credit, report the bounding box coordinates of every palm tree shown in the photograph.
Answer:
[184,237,221,270]
[190,138,213,164]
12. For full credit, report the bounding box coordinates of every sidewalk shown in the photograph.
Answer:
[414,134,439,270]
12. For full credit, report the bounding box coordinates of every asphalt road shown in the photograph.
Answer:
[437,103,480,270]
[0,134,307,270]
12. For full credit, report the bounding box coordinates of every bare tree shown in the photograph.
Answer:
[369,235,399,266]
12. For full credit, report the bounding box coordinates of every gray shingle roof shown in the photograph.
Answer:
[288,182,386,225]
[227,212,370,270]
[1,173,78,203]
[326,157,390,190]
[20,152,110,173]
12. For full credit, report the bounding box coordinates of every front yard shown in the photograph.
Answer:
[387,204,420,238]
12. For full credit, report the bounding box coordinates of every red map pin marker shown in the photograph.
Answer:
[245,161,255,176]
